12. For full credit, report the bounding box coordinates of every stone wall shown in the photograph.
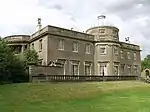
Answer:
[29,65,64,82]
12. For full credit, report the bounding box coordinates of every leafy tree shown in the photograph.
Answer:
[0,40,27,84]
[24,49,39,65]
[141,55,150,71]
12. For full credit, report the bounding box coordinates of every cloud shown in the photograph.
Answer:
[0,0,150,59]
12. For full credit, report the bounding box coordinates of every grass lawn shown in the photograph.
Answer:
[0,81,150,112]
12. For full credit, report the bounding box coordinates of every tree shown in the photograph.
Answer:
[141,55,150,71]
[0,40,27,84]
[24,49,39,65]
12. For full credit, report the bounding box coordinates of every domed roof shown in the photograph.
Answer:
[86,15,119,33]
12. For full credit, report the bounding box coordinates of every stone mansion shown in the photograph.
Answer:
[4,18,141,76]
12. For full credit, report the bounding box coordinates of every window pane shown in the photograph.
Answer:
[85,65,91,75]
[58,39,64,50]
[73,42,78,52]
[85,44,90,54]
[100,47,106,54]
[72,65,78,75]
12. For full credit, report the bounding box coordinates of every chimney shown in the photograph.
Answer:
[36,18,42,31]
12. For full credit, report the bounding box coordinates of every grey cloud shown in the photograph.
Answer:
[104,0,150,20]
[38,0,63,11]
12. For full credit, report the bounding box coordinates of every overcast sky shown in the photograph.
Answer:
[0,0,150,59]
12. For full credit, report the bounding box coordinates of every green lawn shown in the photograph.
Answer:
[0,81,150,112]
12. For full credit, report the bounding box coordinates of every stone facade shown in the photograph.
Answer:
[4,24,141,76]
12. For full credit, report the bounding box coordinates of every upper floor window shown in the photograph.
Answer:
[114,47,118,55]
[58,39,64,50]
[112,30,117,34]
[99,29,105,33]
[134,52,137,60]
[85,44,91,54]
[73,41,78,52]
[31,43,34,50]
[39,39,42,51]
[100,46,106,55]
[127,52,131,59]
[121,50,124,59]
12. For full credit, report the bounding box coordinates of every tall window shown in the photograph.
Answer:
[71,61,79,75]
[127,52,131,59]
[121,64,125,74]
[127,65,132,75]
[84,63,91,75]
[100,46,106,55]
[114,47,118,55]
[58,39,64,50]
[134,65,138,74]
[73,41,78,52]
[134,52,137,60]
[32,43,34,50]
[85,44,91,54]
[39,39,42,51]
[121,50,124,59]
[114,65,119,75]
[99,63,107,76]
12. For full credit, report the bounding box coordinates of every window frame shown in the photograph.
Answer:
[84,63,91,75]
[39,39,42,51]
[73,41,79,52]
[85,44,91,54]
[58,39,64,50]
[100,46,106,55]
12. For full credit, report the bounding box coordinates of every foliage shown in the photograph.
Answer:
[24,49,39,65]
[141,55,150,71]
[0,40,27,84]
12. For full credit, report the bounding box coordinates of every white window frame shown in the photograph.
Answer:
[121,50,124,59]
[100,46,106,55]
[134,65,138,74]
[114,65,119,76]
[31,43,34,50]
[39,39,42,51]
[114,46,118,55]
[84,63,92,75]
[134,52,137,60]
[58,39,64,50]
[127,65,132,75]
[71,61,79,75]
[73,41,79,52]
[127,52,131,59]
[98,62,107,76]
[120,64,125,73]
[85,44,91,54]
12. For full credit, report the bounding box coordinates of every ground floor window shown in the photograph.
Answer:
[134,65,138,74]
[71,61,79,75]
[114,65,119,75]
[84,62,91,75]
[98,62,107,76]
[120,64,125,74]
[127,65,132,75]
[114,63,119,76]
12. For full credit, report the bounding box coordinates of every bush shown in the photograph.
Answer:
[0,40,28,84]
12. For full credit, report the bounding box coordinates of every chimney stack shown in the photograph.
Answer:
[36,18,42,31]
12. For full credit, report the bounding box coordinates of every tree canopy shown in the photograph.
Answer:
[141,55,150,71]
[0,39,38,84]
